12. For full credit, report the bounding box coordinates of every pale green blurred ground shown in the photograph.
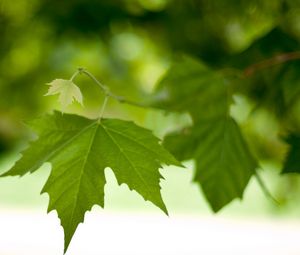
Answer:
[1,150,300,219]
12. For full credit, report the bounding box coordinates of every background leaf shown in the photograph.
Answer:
[155,56,258,211]
[282,134,300,174]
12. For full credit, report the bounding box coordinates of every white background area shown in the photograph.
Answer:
[1,209,300,255]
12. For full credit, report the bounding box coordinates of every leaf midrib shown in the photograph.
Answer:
[66,123,100,239]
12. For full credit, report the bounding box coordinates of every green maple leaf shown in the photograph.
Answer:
[45,79,83,110]
[154,55,257,211]
[282,134,300,173]
[1,112,179,253]
[163,117,257,212]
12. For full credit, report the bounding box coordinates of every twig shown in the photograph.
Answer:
[244,51,300,77]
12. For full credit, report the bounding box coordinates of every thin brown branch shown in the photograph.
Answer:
[243,51,300,77]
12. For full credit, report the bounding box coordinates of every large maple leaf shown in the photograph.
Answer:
[1,112,179,252]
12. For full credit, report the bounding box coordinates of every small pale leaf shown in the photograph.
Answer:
[45,79,83,110]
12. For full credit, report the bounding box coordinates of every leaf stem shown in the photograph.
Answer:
[70,70,80,81]
[255,170,279,205]
[98,95,109,123]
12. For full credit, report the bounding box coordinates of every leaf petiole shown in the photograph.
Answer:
[254,170,279,205]
[98,95,109,123]
[70,70,81,81]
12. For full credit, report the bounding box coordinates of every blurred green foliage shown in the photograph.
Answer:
[1,0,300,211]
